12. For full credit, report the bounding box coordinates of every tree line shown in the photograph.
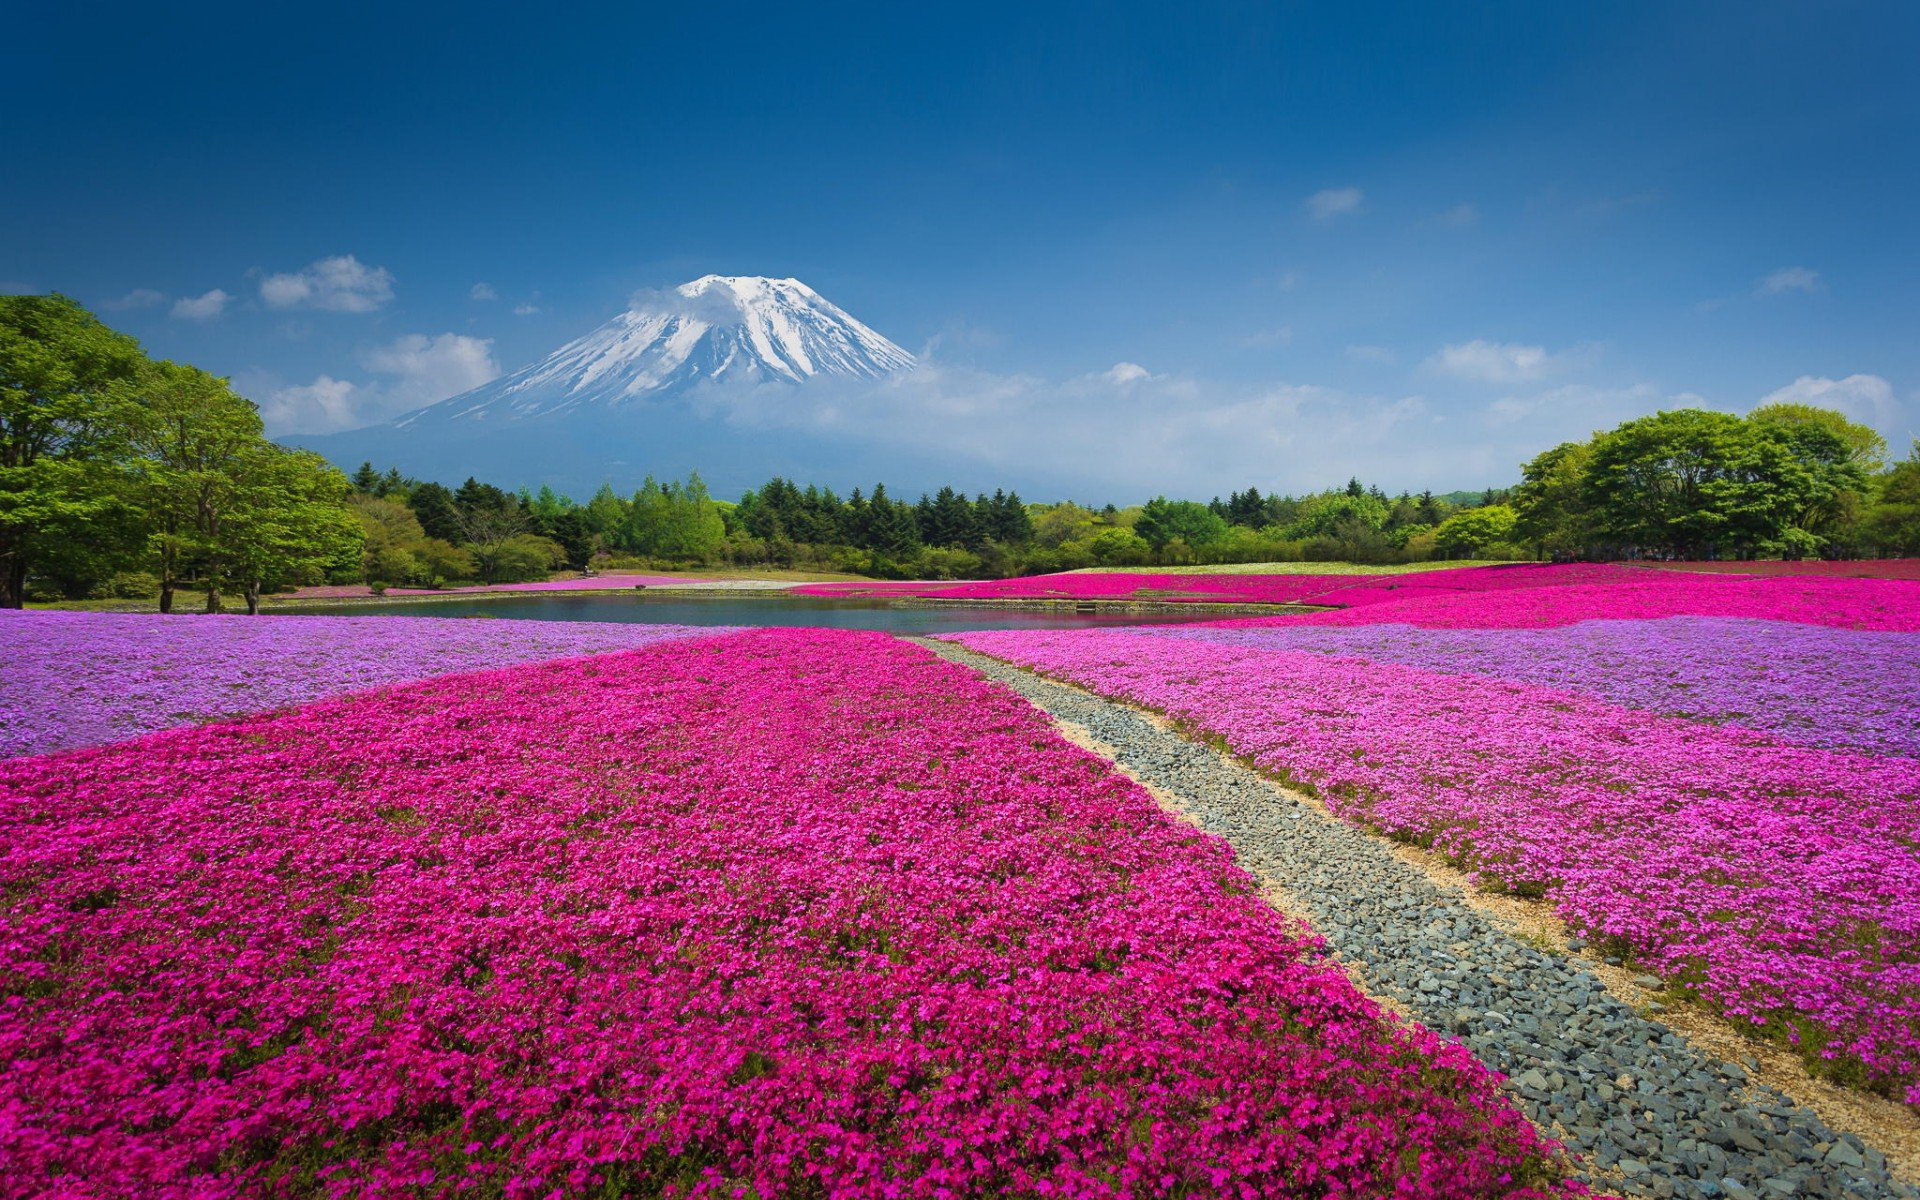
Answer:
[10,295,1916,609]
[1,296,359,610]
[331,464,1522,586]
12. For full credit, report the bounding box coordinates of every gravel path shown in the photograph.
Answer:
[917,638,1914,1200]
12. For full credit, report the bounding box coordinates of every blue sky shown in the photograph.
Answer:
[7,1,1917,494]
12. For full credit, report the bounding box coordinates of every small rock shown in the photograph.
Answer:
[1825,1140,1865,1170]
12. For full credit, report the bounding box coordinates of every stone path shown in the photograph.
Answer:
[917,638,1914,1200]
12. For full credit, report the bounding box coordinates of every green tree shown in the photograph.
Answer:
[1087,527,1152,565]
[221,445,362,612]
[1433,504,1518,557]
[1135,497,1228,550]
[406,481,463,542]
[1281,491,1388,541]
[628,473,725,559]
[1749,402,1887,472]
[1866,442,1920,553]
[1511,441,1596,558]
[862,482,920,557]
[0,295,148,606]
[131,361,275,612]
[486,533,568,583]
[1745,405,1872,547]
[1582,409,1817,558]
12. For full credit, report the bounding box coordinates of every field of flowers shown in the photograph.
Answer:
[954,597,1920,1106]
[1172,617,1920,757]
[1649,559,1920,580]
[798,562,1920,631]
[0,611,733,758]
[0,627,1574,1197]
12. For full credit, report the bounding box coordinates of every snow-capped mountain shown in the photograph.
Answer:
[395,275,915,428]
[289,274,948,495]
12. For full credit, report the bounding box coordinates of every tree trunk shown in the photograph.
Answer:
[244,582,261,615]
[1,558,24,609]
[205,585,222,614]
[159,583,174,614]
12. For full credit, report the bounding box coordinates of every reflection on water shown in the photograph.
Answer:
[276,592,1235,634]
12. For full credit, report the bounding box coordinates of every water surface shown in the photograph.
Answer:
[278,592,1231,634]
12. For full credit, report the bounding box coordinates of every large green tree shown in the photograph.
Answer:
[220,445,363,612]
[1510,441,1597,558]
[1135,496,1229,550]
[1582,409,1821,558]
[0,295,147,607]
[131,361,271,612]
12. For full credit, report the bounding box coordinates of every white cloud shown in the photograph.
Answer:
[170,289,232,321]
[1434,202,1479,228]
[1240,326,1293,349]
[258,376,363,434]
[361,333,500,407]
[1756,266,1821,296]
[1483,383,1663,429]
[1758,374,1898,428]
[1275,270,1301,292]
[679,359,1451,495]
[105,288,166,311]
[1423,339,1579,385]
[1305,186,1364,222]
[257,333,499,435]
[469,282,499,301]
[259,255,395,312]
[513,303,541,316]
[1346,344,1395,363]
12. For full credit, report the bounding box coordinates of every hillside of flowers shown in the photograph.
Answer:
[0,611,734,759]
[953,592,1920,1106]
[800,563,1920,631]
[0,628,1574,1198]
[1167,617,1920,757]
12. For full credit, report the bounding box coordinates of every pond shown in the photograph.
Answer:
[276,592,1235,634]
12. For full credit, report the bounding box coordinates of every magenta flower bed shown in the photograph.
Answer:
[1650,559,1920,580]
[951,628,1920,1104]
[1159,617,1920,757]
[796,566,1610,607]
[1257,576,1920,632]
[800,564,1920,631]
[0,611,734,759]
[0,629,1573,1197]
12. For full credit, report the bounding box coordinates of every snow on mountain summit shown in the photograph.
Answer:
[394,275,915,429]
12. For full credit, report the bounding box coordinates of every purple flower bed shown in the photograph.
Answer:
[1155,617,1920,758]
[0,611,736,760]
[951,627,1920,1102]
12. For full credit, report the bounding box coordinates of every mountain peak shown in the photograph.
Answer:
[392,274,914,430]
[678,274,814,298]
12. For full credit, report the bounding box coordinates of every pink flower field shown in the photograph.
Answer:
[0,628,1574,1198]
[800,563,1920,631]
[953,583,1920,1105]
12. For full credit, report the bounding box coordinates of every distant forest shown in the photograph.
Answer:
[7,295,1920,605]
[341,461,1531,587]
